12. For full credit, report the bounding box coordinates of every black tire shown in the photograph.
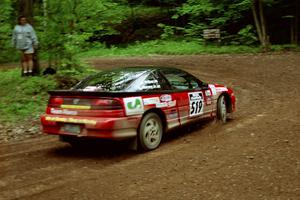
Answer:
[217,95,227,123]
[138,112,163,151]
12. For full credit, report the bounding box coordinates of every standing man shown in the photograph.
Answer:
[12,16,38,76]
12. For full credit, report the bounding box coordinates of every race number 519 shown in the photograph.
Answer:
[188,92,204,116]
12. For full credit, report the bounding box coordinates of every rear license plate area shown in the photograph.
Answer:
[62,124,81,134]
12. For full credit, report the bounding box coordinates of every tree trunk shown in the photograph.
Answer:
[18,0,33,23]
[251,0,263,44]
[291,18,295,44]
[258,0,268,47]
[295,0,299,45]
[251,0,270,50]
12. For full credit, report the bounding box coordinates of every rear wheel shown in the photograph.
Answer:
[217,95,227,123]
[138,113,163,151]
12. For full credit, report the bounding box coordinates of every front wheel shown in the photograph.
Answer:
[217,95,227,123]
[138,112,163,151]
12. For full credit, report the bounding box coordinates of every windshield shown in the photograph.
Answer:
[73,68,150,92]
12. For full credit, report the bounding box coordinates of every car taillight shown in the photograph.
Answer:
[47,97,122,110]
[92,99,122,110]
[46,106,51,114]
[49,97,64,107]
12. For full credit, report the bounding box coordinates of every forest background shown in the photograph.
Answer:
[0,0,299,64]
[0,0,299,125]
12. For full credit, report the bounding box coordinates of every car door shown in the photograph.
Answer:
[160,68,212,125]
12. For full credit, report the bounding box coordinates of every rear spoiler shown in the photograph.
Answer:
[48,90,176,97]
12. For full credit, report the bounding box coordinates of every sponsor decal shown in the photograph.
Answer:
[209,84,217,95]
[45,116,97,125]
[216,87,228,92]
[141,80,161,89]
[205,90,212,96]
[83,86,98,91]
[160,94,172,102]
[141,85,161,89]
[51,108,78,115]
[143,97,160,105]
[167,100,176,107]
[188,92,204,116]
[156,102,168,108]
[143,96,176,108]
[156,100,176,108]
[144,80,158,84]
[61,105,91,110]
[124,97,144,115]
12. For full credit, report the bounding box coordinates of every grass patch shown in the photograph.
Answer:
[270,44,300,52]
[78,40,262,58]
[0,69,57,123]
[0,67,96,124]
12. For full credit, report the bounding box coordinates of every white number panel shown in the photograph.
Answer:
[188,92,204,117]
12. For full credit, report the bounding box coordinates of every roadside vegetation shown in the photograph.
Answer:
[0,67,95,124]
[79,40,261,57]
[0,0,299,125]
[0,69,57,123]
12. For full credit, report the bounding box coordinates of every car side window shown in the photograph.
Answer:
[151,71,172,90]
[126,71,171,92]
[140,74,162,90]
[161,69,201,90]
[189,79,200,89]
[164,73,189,89]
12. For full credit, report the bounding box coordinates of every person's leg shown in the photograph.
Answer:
[21,51,29,75]
[26,54,33,74]
[24,47,34,75]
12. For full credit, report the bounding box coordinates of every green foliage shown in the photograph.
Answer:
[0,69,57,123]
[0,0,298,65]
[34,0,125,70]
[158,24,175,39]
[172,0,252,38]
[0,66,96,123]
[0,0,17,63]
[270,44,300,52]
[78,40,261,58]
[237,25,258,45]
[128,0,183,6]
[54,62,97,89]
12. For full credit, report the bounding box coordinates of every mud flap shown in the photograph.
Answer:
[128,137,138,151]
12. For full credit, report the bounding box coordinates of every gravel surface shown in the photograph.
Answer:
[1,53,299,200]
[0,123,41,143]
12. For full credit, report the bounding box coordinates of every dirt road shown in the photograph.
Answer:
[1,53,299,199]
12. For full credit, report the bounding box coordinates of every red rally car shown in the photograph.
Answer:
[41,67,236,151]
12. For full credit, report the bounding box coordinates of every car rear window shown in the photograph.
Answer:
[73,68,149,92]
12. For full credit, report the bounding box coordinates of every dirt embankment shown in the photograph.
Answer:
[1,53,299,200]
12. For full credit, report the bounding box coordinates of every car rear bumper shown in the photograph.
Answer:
[40,114,141,139]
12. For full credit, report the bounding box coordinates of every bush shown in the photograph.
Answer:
[0,0,18,63]
[0,66,95,123]
[0,69,58,123]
